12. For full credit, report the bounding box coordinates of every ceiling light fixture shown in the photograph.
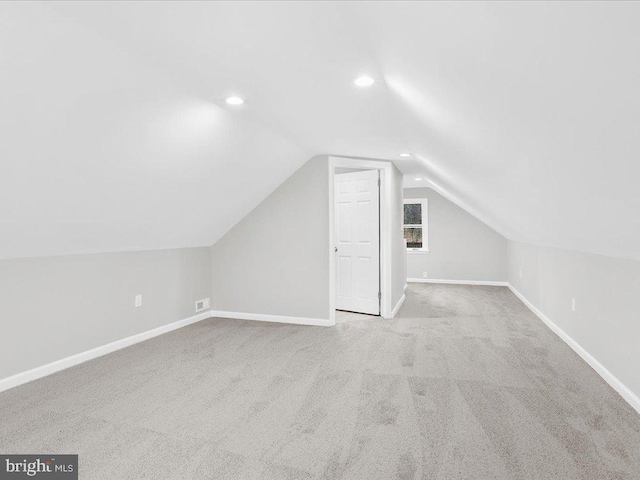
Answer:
[226,96,244,105]
[414,177,423,181]
[399,153,412,158]
[354,76,374,87]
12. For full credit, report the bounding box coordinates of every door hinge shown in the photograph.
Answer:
[377,178,381,187]
[378,292,381,300]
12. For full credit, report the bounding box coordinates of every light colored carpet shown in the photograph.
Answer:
[335,310,378,324]
[1,284,639,479]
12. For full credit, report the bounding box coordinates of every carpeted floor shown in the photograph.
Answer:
[1,284,639,479]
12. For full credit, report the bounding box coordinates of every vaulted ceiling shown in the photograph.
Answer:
[2,1,640,260]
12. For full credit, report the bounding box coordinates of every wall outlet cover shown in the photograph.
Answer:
[135,294,142,308]
[422,272,428,278]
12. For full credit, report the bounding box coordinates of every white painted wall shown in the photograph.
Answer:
[0,2,310,260]
[0,248,211,381]
[335,167,370,174]
[404,187,507,282]
[211,156,330,320]
[35,2,640,262]
[4,2,640,265]
[391,166,407,306]
[508,241,640,407]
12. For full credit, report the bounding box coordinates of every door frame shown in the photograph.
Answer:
[328,156,394,322]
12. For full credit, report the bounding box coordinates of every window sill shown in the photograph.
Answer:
[407,250,430,255]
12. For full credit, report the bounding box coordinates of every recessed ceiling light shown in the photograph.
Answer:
[414,177,422,181]
[354,76,374,87]
[399,153,412,158]
[226,96,244,105]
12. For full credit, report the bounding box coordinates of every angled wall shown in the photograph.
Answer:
[507,241,640,410]
[0,2,311,260]
[211,156,406,321]
[404,187,507,282]
[211,156,330,321]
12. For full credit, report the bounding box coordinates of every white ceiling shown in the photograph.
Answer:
[2,1,640,260]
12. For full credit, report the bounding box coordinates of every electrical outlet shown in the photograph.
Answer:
[135,294,142,308]
[571,298,576,312]
[195,297,211,313]
[422,272,428,278]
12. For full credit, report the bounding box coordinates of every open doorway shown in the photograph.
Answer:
[328,157,396,324]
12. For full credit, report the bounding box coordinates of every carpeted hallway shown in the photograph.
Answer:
[1,284,639,479]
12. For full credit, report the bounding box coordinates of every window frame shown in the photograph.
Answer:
[403,198,429,252]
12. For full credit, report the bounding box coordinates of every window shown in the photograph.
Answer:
[403,198,428,251]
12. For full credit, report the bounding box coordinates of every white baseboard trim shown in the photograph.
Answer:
[407,278,508,286]
[391,294,406,318]
[508,284,640,414]
[0,310,213,394]
[211,310,334,327]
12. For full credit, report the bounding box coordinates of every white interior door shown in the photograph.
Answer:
[335,169,380,315]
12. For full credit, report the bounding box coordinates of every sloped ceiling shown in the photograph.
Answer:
[2,2,640,260]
